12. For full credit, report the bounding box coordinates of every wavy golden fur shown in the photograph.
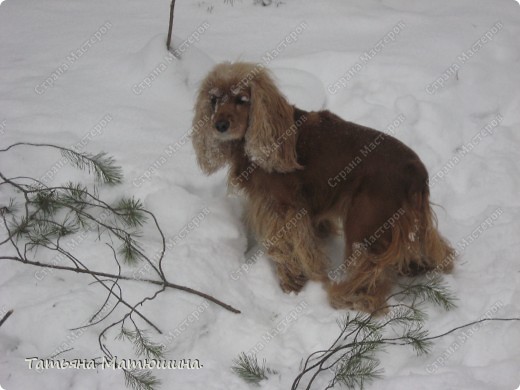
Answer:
[192,62,455,313]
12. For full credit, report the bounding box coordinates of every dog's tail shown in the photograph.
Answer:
[382,176,456,277]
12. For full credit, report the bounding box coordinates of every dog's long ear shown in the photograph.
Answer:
[191,83,231,175]
[245,70,303,173]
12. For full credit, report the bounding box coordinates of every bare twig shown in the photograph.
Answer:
[392,317,520,344]
[166,0,177,52]
[0,255,240,314]
[0,309,14,328]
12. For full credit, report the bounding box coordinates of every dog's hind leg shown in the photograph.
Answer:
[326,193,401,313]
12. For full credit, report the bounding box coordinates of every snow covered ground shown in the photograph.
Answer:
[1,0,520,389]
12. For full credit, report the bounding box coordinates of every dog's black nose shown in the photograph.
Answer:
[215,120,230,133]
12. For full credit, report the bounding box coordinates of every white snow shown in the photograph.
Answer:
[1,0,520,389]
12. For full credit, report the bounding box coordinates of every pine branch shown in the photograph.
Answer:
[0,142,122,185]
[292,273,520,390]
[1,142,242,390]
[292,277,458,389]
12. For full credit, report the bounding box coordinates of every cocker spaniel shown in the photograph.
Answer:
[192,61,455,313]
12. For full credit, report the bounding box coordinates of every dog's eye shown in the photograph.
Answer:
[210,96,217,107]
[236,96,250,105]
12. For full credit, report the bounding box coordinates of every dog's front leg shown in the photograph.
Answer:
[260,206,329,292]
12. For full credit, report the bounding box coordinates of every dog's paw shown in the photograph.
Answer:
[328,291,388,315]
[397,260,434,277]
[278,272,308,294]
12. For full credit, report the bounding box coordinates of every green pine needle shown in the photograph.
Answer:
[117,326,134,340]
[1,198,18,214]
[335,354,383,389]
[399,276,457,311]
[337,312,374,341]
[114,197,147,228]
[387,305,427,327]
[9,216,31,240]
[31,190,60,216]
[123,369,160,390]
[231,353,277,385]
[61,149,123,185]
[57,183,93,229]
[118,327,164,360]
[25,219,77,249]
[62,182,89,202]
[402,326,432,355]
[118,234,144,265]
[134,332,165,360]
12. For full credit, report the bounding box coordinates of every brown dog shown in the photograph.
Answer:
[192,62,455,313]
